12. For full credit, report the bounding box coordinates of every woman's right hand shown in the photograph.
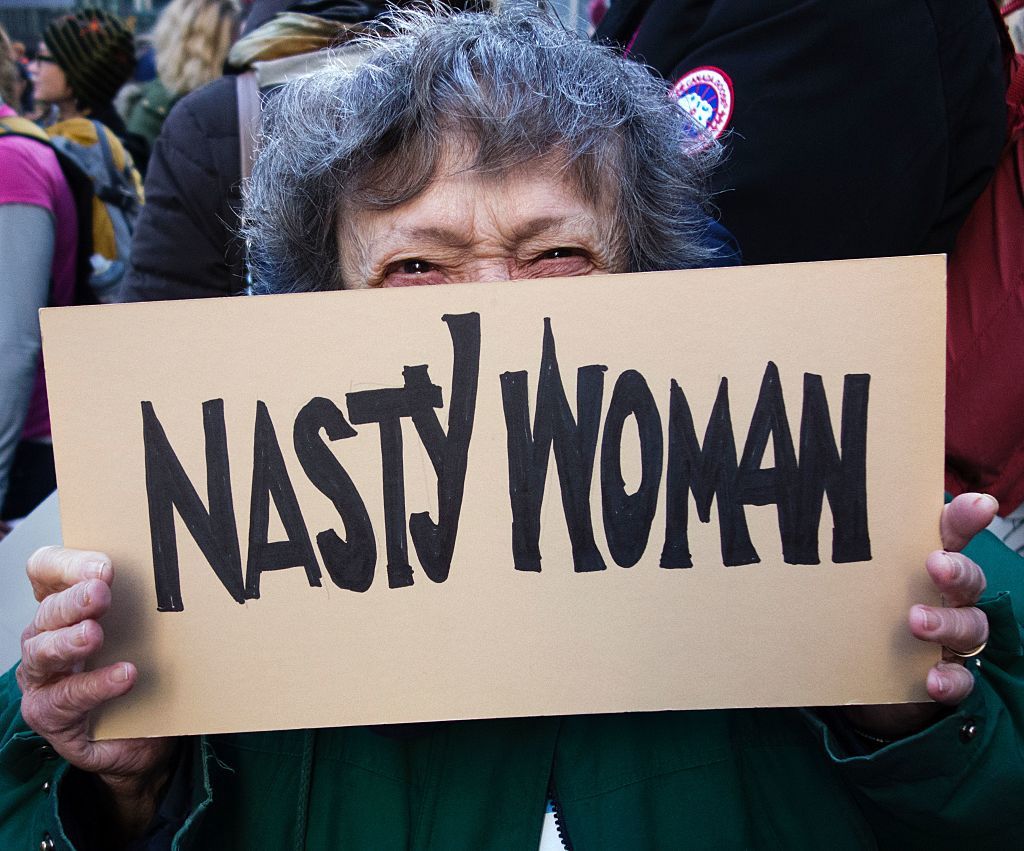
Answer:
[16,546,177,839]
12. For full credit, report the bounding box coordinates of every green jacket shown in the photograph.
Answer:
[3,531,1023,850]
[125,79,180,150]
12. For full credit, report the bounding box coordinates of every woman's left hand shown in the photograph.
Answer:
[841,492,997,740]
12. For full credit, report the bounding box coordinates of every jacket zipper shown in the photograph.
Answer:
[548,780,575,851]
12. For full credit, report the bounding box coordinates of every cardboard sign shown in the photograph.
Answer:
[40,256,946,739]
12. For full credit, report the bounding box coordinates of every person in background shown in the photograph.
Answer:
[29,8,144,304]
[120,0,480,303]
[113,34,157,170]
[125,0,241,160]
[0,28,33,117]
[0,48,78,532]
[30,8,141,164]
[0,25,19,109]
[594,0,1006,267]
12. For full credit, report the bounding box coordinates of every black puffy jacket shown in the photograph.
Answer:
[120,75,247,302]
[595,0,1007,265]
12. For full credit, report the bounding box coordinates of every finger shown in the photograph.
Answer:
[925,551,987,608]
[927,661,975,706]
[31,579,111,635]
[940,493,998,553]
[910,604,989,654]
[18,621,104,686]
[26,547,112,603]
[22,663,136,734]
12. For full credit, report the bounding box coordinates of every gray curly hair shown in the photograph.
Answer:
[243,3,720,294]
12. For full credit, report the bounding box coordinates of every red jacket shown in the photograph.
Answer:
[945,48,1024,514]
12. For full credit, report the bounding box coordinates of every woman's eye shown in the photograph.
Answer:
[379,258,444,288]
[401,259,434,274]
[539,247,583,260]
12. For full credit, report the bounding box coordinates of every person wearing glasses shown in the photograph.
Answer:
[29,8,144,212]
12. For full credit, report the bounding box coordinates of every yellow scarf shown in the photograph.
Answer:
[227,13,363,68]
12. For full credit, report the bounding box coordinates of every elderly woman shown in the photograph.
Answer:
[4,6,1023,848]
[241,6,722,293]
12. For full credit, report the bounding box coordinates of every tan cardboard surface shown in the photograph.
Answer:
[40,256,946,739]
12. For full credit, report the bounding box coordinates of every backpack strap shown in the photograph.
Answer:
[91,119,119,182]
[0,115,51,145]
[237,71,261,183]
[89,118,136,214]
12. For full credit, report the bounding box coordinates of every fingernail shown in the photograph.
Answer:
[86,560,109,580]
[112,664,130,683]
[976,494,999,512]
[941,551,960,580]
[914,606,938,631]
[73,623,88,646]
[931,670,948,696]
[79,584,91,607]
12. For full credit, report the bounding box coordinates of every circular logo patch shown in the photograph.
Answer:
[671,66,734,139]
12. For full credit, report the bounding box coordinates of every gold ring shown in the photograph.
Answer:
[944,640,988,659]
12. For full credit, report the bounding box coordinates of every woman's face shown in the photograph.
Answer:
[29,42,72,105]
[337,150,624,289]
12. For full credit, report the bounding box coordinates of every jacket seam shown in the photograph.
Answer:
[557,747,732,803]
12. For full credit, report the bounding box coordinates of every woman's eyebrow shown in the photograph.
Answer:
[392,226,476,249]
[380,215,586,255]
[504,216,576,245]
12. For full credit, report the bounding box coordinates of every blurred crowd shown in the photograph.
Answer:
[0,1,241,535]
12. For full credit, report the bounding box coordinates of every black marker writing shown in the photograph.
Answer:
[500,318,607,573]
[347,312,480,587]
[601,369,663,568]
[143,399,244,610]
[293,397,376,592]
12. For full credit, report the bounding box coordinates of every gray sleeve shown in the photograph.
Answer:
[0,203,53,507]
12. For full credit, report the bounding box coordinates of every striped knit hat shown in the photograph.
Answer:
[43,8,135,110]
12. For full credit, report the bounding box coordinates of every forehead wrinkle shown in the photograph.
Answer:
[397,225,476,250]
[337,211,380,286]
